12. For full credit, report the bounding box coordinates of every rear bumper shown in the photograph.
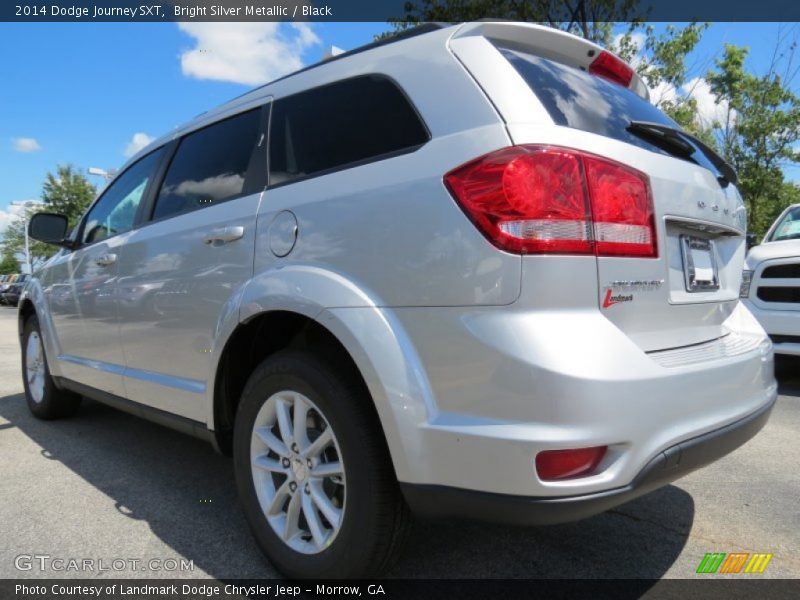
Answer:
[387,301,775,498]
[402,394,776,525]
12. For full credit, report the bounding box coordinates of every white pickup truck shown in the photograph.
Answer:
[742,203,800,356]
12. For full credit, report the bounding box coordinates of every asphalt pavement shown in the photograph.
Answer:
[0,306,798,581]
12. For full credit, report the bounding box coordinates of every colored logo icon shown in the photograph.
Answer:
[696,552,773,574]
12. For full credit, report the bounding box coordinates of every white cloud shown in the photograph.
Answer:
[0,200,37,235]
[607,33,732,129]
[682,77,732,127]
[11,137,41,152]
[124,132,155,157]
[649,81,679,106]
[177,23,321,86]
[645,77,733,129]
[170,173,244,198]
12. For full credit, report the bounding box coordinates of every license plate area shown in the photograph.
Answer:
[680,235,719,292]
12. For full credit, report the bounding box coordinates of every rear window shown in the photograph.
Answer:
[498,46,679,152]
[269,75,429,186]
[498,46,734,182]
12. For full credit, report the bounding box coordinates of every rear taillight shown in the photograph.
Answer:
[535,446,607,481]
[444,145,656,258]
[588,50,634,88]
[584,155,655,257]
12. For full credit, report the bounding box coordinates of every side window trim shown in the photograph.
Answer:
[134,139,179,229]
[144,102,271,226]
[266,74,431,189]
[243,102,271,195]
[75,145,170,250]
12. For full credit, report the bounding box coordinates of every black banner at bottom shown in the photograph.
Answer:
[4,579,800,600]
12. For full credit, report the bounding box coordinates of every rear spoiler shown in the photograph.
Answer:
[451,22,649,101]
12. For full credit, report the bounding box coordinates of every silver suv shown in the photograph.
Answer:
[20,22,776,578]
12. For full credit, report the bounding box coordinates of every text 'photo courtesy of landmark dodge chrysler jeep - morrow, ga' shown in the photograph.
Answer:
[19,22,776,578]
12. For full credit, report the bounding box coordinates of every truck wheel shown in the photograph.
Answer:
[233,351,411,578]
[22,315,81,419]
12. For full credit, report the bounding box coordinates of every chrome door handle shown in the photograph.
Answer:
[203,226,245,246]
[95,253,117,267]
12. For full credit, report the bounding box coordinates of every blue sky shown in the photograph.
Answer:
[0,22,392,229]
[0,21,797,231]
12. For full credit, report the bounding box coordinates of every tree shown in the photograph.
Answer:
[391,0,644,44]
[1,165,95,269]
[41,164,96,228]
[612,22,711,137]
[706,40,800,237]
[1,206,56,272]
[0,251,19,275]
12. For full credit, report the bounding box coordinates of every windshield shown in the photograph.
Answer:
[497,46,725,178]
[769,206,800,242]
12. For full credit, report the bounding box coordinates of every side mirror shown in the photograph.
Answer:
[745,233,758,251]
[28,213,72,248]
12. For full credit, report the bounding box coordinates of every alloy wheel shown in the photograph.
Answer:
[25,331,46,403]
[250,390,346,554]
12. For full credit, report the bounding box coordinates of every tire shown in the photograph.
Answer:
[233,350,411,578]
[22,315,82,419]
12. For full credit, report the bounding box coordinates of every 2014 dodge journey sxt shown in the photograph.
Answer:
[20,22,777,578]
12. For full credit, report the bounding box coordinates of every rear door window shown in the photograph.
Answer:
[152,108,263,221]
[269,75,429,186]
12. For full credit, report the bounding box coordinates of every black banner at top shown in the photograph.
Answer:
[4,0,800,22]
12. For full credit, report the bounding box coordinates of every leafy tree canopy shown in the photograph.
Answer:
[0,251,19,275]
[1,165,95,271]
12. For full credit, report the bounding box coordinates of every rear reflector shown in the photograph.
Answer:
[535,446,607,481]
[444,145,656,257]
[589,50,634,88]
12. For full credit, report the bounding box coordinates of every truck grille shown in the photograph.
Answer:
[752,258,800,307]
[762,263,800,278]
[757,287,800,303]
[770,334,800,344]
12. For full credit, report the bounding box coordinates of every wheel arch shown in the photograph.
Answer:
[208,264,435,483]
[18,298,36,335]
[17,283,66,380]
[210,304,431,485]
[211,310,366,452]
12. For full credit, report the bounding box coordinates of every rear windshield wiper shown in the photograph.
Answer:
[627,120,737,187]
